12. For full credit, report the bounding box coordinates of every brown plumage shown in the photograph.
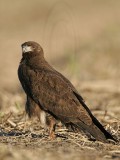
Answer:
[18,41,116,142]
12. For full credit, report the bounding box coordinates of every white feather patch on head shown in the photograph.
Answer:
[22,45,32,53]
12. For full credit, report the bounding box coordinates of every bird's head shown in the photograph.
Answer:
[21,41,43,57]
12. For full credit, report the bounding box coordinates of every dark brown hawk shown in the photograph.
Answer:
[18,41,116,142]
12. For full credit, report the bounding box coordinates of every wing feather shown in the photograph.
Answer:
[28,69,92,125]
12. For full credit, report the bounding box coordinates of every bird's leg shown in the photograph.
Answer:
[48,117,56,140]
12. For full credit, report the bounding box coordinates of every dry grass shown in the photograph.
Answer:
[0,87,120,160]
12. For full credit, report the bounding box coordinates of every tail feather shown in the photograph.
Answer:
[73,92,116,142]
[72,121,112,142]
[89,114,116,141]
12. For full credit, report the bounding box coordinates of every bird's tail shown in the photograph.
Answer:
[73,92,117,142]
[72,117,116,143]
[89,114,116,141]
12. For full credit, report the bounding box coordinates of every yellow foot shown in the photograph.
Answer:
[49,131,56,140]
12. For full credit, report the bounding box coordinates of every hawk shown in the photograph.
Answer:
[18,41,116,142]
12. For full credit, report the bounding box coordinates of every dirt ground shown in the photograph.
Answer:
[0,0,120,160]
[0,84,120,160]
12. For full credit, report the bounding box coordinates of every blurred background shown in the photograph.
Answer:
[0,0,120,92]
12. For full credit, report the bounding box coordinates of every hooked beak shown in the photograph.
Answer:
[22,45,32,53]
